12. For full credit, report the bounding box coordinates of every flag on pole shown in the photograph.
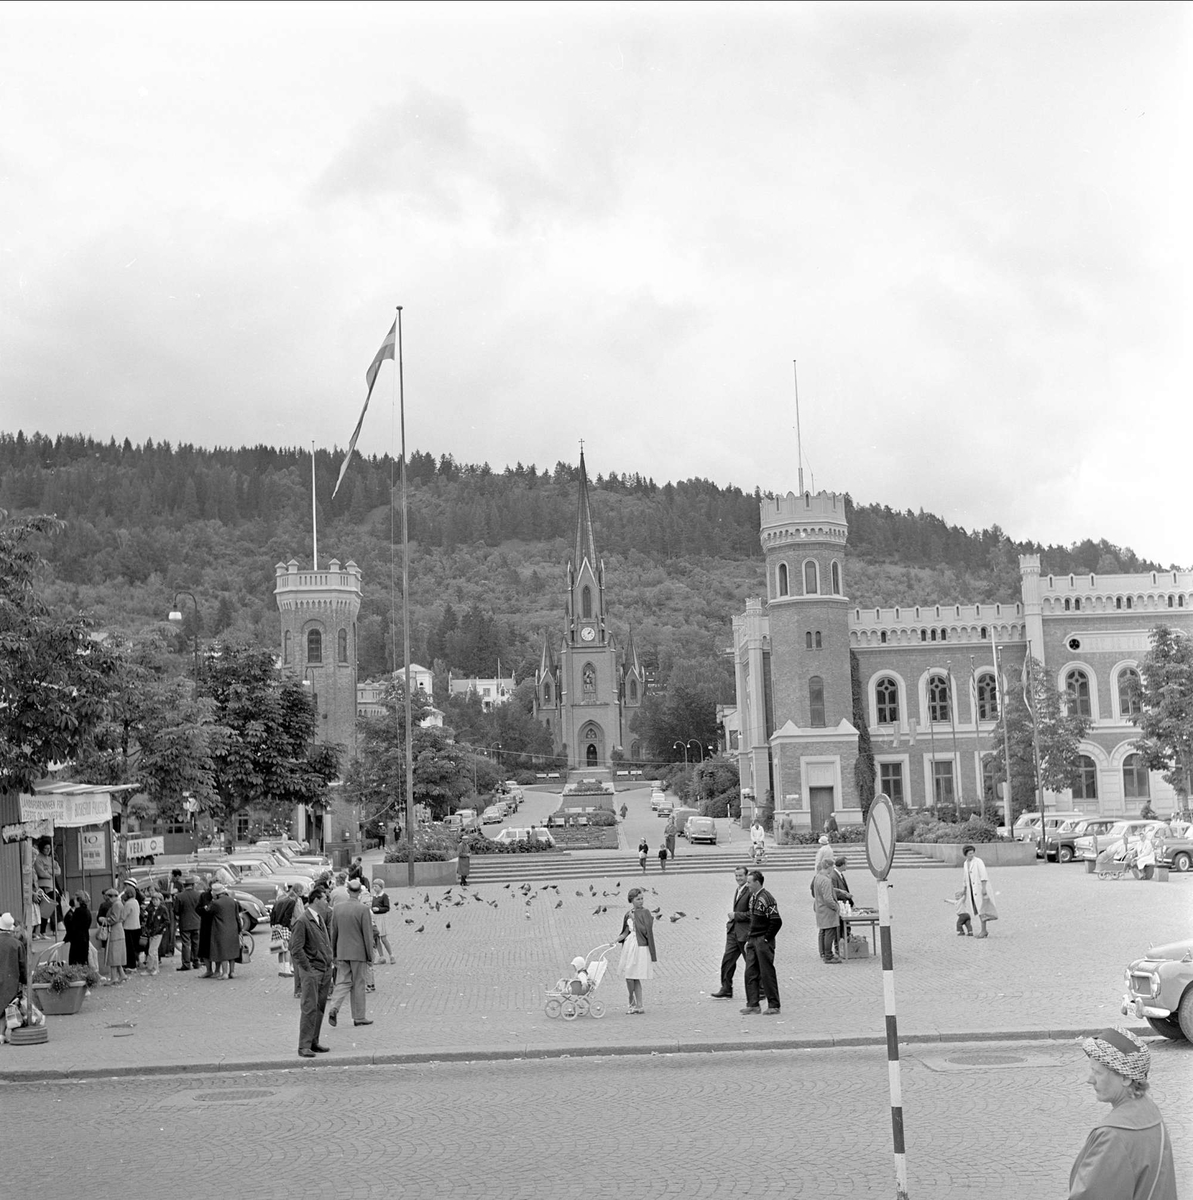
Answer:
[1021,653,1036,724]
[333,319,397,498]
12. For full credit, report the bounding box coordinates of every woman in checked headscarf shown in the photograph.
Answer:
[1068,1026,1177,1199]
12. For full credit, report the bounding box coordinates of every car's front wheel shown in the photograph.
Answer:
[1172,851,1191,873]
[1180,987,1193,1041]
[1059,846,1074,864]
[1146,1015,1187,1041]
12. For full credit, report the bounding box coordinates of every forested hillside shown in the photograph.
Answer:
[0,431,1166,692]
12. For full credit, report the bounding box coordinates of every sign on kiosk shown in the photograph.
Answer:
[79,830,108,871]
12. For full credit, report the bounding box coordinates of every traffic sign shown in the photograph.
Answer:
[865,791,897,881]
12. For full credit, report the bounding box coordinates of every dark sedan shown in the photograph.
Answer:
[1043,816,1117,863]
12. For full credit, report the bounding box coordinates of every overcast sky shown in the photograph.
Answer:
[2,2,1189,564]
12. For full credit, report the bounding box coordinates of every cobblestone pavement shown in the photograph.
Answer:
[3,1039,1190,1199]
[2,855,1189,1079]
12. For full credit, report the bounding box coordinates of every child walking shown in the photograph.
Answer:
[657,844,669,872]
[638,839,649,873]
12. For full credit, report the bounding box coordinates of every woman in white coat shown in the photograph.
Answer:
[960,844,998,938]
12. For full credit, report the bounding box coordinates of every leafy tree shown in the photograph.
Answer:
[636,658,730,764]
[982,655,1089,817]
[344,682,471,821]
[199,642,340,829]
[0,511,119,792]
[850,650,876,817]
[1131,625,1193,806]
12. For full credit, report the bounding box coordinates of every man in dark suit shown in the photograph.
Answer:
[173,877,202,971]
[711,866,751,999]
[289,885,333,1058]
[326,877,375,1028]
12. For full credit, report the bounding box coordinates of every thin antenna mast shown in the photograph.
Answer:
[311,441,318,569]
[793,360,805,495]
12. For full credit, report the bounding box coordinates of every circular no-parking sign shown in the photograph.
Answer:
[865,792,897,881]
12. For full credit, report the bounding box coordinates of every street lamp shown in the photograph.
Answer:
[686,739,704,763]
[673,740,688,764]
[168,591,200,695]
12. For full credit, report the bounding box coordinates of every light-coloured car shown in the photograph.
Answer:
[492,827,556,847]
[482,806,504,825]
[686,816,717,844]
[1121,936,1193,1041]
[1073,819,1167,863]
[1044,817,1116,863]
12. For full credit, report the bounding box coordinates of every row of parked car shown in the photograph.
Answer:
[1012,810,1193,871]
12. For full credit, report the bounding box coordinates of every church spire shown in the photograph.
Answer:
[573,448,598,574]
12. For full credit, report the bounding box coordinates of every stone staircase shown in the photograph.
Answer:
[465,842,946,885]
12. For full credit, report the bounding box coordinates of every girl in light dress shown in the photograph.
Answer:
[616,887,657,1014]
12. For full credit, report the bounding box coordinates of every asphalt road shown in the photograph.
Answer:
[4,1039,1189,1199]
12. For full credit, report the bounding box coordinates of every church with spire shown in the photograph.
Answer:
[534,452,645,769]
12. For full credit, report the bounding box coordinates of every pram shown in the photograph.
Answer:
[1095,845,1137,880]
[544,943,615,1020]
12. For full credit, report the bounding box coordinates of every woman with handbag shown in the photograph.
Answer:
[32,838,61,941]
[98,888,127,984]
[959,844,998,938]
[616,887,657,1014]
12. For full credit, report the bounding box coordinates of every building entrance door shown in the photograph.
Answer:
[809,787,835,833]
[586,743,598,767]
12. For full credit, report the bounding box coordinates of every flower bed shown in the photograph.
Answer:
[383,830,460,863]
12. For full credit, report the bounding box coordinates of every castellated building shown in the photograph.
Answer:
[725,489,1193,828]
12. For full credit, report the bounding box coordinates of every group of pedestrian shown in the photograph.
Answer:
[636,838,672,872]
[710,866,783,1013]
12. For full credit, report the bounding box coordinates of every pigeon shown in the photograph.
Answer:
[669,914,683,923]
[525,899,533,907]
[675,911,686,918]
[504,884,511,890]
[473,894,483,902]
[445,922,451,930]
[415,925,425,933]
[488,901,498,908]
[589,886,596,895]
[575,891,584,897]
[434,902,441,912]
[424,893,430,905]
[405,918,414,925]
[592,906,602,916]
[555,900,563,909]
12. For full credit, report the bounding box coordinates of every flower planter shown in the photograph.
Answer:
[32,980,87,1016]
[910,842,1039,868]
[374,858,459,888]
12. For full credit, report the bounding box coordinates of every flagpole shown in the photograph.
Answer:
[311,441,318,570]
[397,306,416,890]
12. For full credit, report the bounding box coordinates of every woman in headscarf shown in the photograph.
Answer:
[616,887,657,1014]
[98,888,127,984]
[207,882,242,980]
[959,844,998,938]
[196,876,215,977]
[1069,1026,1177,1199]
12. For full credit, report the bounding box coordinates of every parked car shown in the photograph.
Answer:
[123,866,268,931]
[492,827,556,847]
[686,816,718,845]
[1044,817,1117,863]
[1156,822,1193,873]
[1013,810,1082,845]
[251,840,332,870]
[482,806,504,825]
[1073,819,1167,863]
[1120,935,1193,1041]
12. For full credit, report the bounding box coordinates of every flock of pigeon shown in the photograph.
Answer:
[391,881,693,934]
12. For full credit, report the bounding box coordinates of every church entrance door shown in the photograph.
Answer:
[809,787,835,833]
[586,743,598,767]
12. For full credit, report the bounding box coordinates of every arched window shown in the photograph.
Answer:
[1072,754,1098,800]
[1115,597,1122,610]
[814,631,822,649]
[930,629,937,642]
[805,632,813,650]
[283,630,291,665]
[940,628,947,642]
[629,678,638,702]
[777,563,788,597]
[921,629,927,643]
[306,630,322,664]
[979,626,988,640]
[880,631,887,644]
[976,673,999,721]
[831,561,841,594]
[928,674,950,723]
[582,664,596,698]
[337,628,348,663]
[543,682,552,705]
[1125,596,1133,610]
[876,677,899,724]
[581,585,592,619]
[1065,668,1091,718]
[1118,668,1141,719]
[1122,753,1149,799]
[1074,598,1081,611]
[1064,598,1071,611]
[1169,595,1175,608]
[808,676,825,727]
[804,561,818,595]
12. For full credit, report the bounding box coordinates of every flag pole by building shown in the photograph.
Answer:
[311,441,318,570]
[396,307,416,889]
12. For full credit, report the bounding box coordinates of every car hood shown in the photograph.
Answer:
[1139,937,1193,962]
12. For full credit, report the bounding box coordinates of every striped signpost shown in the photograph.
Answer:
[865,791,909,1200]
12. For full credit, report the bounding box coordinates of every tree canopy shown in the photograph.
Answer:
[1131,625,1193,801]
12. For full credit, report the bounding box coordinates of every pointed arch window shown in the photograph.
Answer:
[777,563,789,597]
[1065,668,1091,718]
[831,561,841,594]
[875,677,899,725]
[1117,668,1141,719]
[629,678,638,702]
[306,630,322,664]
[338,628,348,663]
[976,672,998,721]
[543,682,552,705]
[804,561,818,595]
[582,664,596,698]
[808,676,825,727]
[928,674,950,723]
[581,586,592,619]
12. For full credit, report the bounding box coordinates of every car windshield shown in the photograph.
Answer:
[1106,822,1130,838]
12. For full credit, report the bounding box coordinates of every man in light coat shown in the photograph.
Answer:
[326,878,374,1028]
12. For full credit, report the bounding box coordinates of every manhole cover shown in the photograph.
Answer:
[946,1053,1026,1067]
[193,1089,276,1103]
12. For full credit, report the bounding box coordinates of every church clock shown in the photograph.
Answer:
[580,625,596,642]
